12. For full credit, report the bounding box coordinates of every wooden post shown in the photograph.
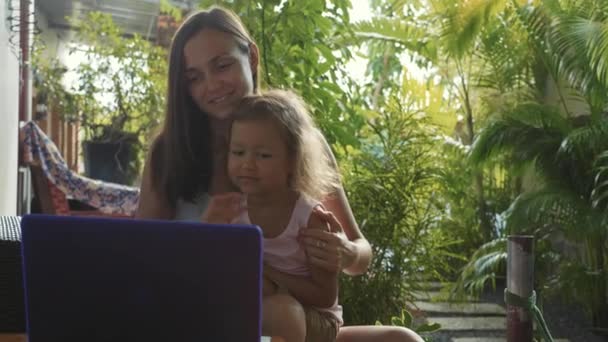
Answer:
[507,235,534,342]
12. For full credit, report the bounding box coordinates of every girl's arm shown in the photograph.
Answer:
[264,213,338,308]
[200,193,246,224]
[136,156,175,219]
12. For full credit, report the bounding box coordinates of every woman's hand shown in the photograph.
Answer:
[299,207,359,273]
[263,264,280,296]
[262,274,278,297]
[200,192,245,224]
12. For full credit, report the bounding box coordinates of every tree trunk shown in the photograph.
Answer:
[371,46,393,110]
[459,66,493,241]
[593,238,608,330]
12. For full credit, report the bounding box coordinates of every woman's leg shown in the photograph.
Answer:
[262,294,307,342]
[336,325,425,342]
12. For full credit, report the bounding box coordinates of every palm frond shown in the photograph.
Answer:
[514,1,608,113]
[504,187,605,238]
[449,237,507,299]
[470,102,569,167]
[556,117,608,190]
[552,261,608,315]
[549,15,608,112]
[569,17,608,90]
[591,151,608,211]
[353,17,438,62]
[432,0,508,58]
[476,11,536,93]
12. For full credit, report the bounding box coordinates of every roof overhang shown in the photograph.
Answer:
[36,0,194,40]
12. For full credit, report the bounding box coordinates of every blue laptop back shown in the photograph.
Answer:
[20,214,262,342]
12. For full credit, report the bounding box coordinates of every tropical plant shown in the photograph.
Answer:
[352,2,523,278]
[197,0,364,148]
[459,0,608,328]
[351,0,608,330]
[352,0,526,242]
[340,92,462,324]
[376,308,441,342]
[33,11,168,184]
[67,11,167,147]
[433,140,515,268]
[470,102,608,327]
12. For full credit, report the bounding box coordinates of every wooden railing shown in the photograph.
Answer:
[31,110,79,172]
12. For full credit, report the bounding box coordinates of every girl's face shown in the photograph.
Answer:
[228,119,294,196]
[183,29,258,121]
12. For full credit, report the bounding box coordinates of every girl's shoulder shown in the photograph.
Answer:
[296,193,322,210]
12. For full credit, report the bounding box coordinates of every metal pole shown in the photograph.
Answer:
[17,0,34,215]
[507,235,534,342]
[19,0,32,122]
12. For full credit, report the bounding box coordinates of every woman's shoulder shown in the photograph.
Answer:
[297,193,322,209]
[136,134,174,219]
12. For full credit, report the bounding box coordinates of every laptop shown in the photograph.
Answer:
[20,214,263,342]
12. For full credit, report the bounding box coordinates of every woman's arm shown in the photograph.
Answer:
[265,213,338,308]
[322,189,372,275]
[299,132,372,275]
[136,155,175,219]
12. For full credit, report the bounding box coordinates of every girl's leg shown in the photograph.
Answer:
[262,294,307,342]
[336,325,425,342]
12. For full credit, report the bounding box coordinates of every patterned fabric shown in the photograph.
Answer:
[0,216,25,332]
[0,216,21,241]
[21,121,140,215]
[47,180,72,216]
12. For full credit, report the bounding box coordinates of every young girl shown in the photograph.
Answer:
[203,89,342,342]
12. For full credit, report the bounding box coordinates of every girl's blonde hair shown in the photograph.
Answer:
[231,89,340,199]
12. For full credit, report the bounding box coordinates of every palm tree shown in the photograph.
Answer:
[356,0,608,329]
[469,0,608,328]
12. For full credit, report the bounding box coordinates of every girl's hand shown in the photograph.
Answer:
[200,192,245,224]
[299,207,358,273]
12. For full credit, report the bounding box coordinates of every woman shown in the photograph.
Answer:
[136,6,423,342]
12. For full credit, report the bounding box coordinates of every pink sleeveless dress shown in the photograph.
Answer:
[234,195,343,325]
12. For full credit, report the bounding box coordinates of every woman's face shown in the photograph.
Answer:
[183,29,258,121]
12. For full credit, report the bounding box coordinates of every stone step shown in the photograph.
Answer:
[414,301,505,316]
[428,316,575,335]
[420,281,447,291]
[451,338,570,342]
[428,317,505,331]
[413,291,442,301]
[413,291,477,302]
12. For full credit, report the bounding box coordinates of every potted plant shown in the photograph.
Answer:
[33,11,168,185]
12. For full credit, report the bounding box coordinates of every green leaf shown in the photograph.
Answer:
[416,322,442,333]
[402,309,413,328]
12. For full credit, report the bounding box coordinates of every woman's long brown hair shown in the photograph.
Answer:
[149,7,259,208]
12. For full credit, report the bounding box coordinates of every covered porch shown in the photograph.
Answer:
[1,0,194,216]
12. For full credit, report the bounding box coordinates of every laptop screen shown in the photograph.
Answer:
[20,215,262,342]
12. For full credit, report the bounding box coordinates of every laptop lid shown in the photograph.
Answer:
[20,214,262,342]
